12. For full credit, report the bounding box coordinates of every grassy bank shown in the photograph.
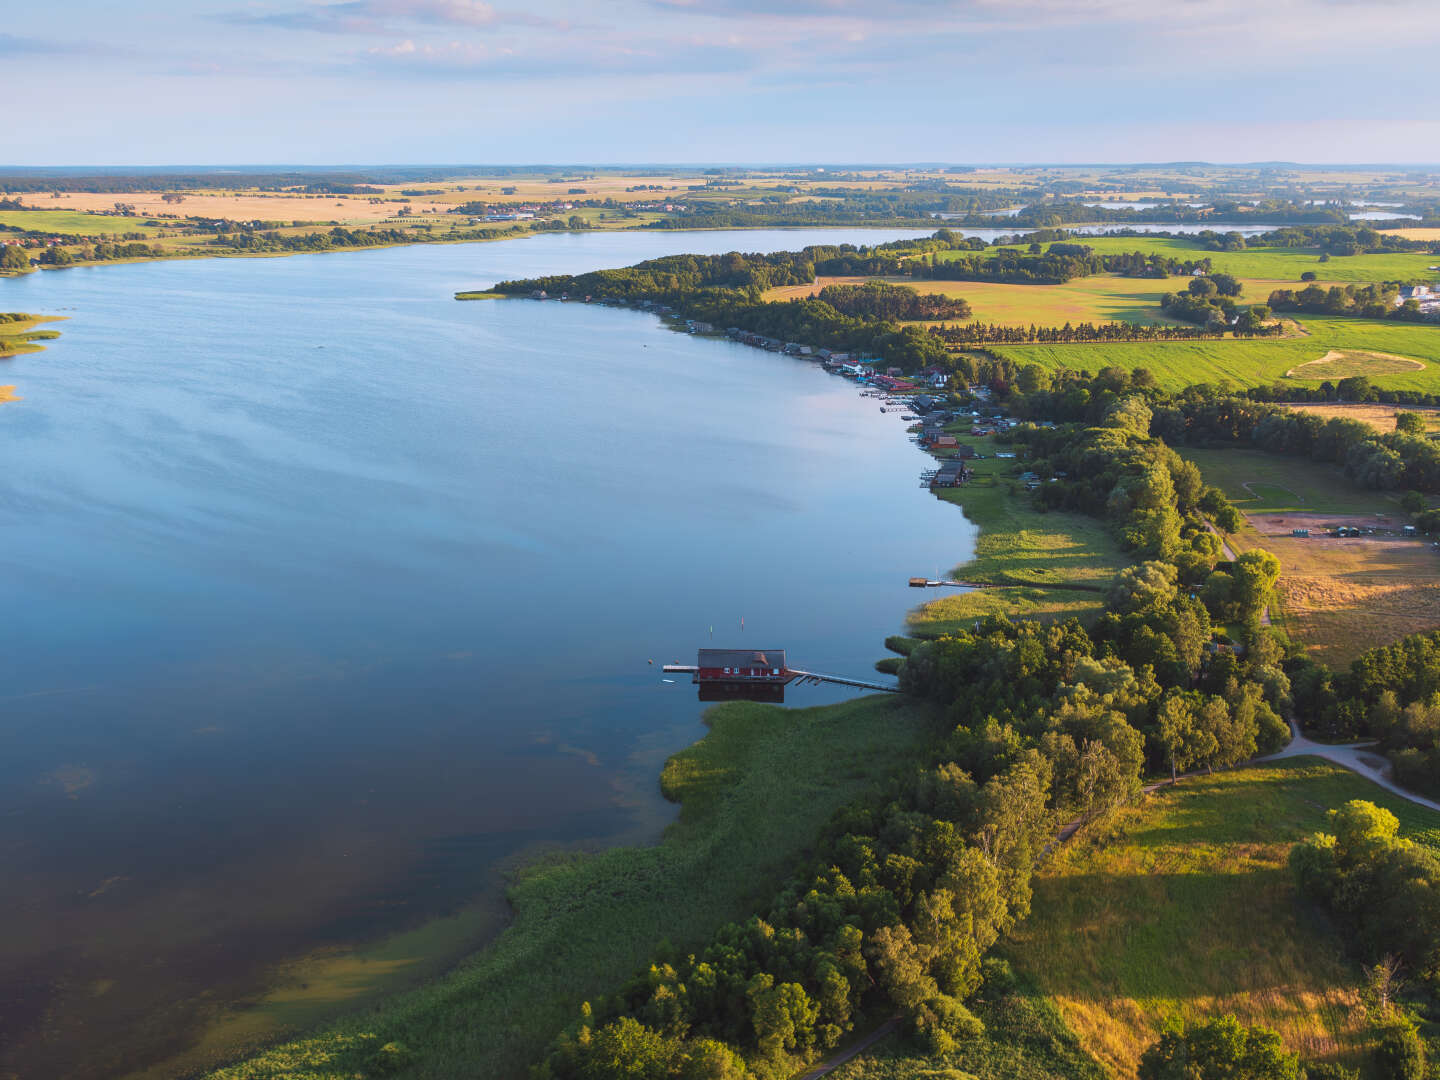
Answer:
[0,313,62,358]
[1002,759,1440,1078]
[202,695,941,1080]
[908,448,1128,635]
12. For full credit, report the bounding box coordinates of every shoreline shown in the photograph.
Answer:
[180,307,982,1080]
[0,216,1319,283]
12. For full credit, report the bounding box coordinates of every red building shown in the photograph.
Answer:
[696,649,790,683]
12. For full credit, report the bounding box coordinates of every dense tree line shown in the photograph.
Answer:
[816,281,971,321]
[208,226,419,253]
[1268,283,1435,323]
[933,320,1223,345]
[492,248,954,371]
[1159,275,1280,335]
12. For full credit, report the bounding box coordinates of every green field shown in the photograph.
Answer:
[939,236,1440,285]
[987,316,1440,392]
[908,441,1128,635]
[0,209,168,237]
[1002,760,1440,1079]
[1176,448,1403,515]
[200,695,941,1080]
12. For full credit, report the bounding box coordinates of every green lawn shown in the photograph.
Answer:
[908,442,1129,635]
[1002,760,1440,1079]
[987,316,1440,393]
[1176,448,1403,515]
[0,209,169,237]
[200,695,942,1080]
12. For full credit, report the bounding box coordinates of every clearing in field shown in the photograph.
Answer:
[1178,448,1439,662]
[1177,448,1399,515]
[1229,512,1440,665]
[1285,348,1426,380]
[1003,760,1440,1079]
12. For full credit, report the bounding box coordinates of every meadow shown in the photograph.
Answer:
[1176,448,1402,515]
[1002,760,1440,1079]
[199,695,941,1080]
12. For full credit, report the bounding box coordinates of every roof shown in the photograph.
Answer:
[698,648,787,669]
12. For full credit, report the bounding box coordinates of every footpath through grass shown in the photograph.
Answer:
[203,695,941,1080]
[908,446,1128,635]
[1002,759,1440,1079]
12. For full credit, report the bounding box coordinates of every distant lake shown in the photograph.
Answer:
[0,228,967,1078]
[933,222,1283,241]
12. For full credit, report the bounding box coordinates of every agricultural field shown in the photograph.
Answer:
[11,189,457,227]
[1003,760,1440,1079]
[1283,401,1440,434]
[1060,236,1440,284]
[988,316,1440,393]
[0,209,175,236]
[908,439,1128,634]
[1179,448,1440,663]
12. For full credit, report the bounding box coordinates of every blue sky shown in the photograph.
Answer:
[6,0,1440,166]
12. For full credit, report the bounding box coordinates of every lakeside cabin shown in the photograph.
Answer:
[696,649,789,683]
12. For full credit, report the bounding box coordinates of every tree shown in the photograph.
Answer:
[1395,412,1426,436]
[1373,1015,1426,1080]
[1106,561,1179,615]
[1155,691,1218,782]
[1,245,29,270]
[1232,550,1280,623]
[1138,1014,1301,1080]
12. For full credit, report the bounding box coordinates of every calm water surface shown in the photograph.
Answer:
[0,229,971,1078]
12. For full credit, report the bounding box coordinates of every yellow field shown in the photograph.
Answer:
[1228,514,1440,665]
[23,189,456,225]
[1379,227,1440,241]
[1282,401,1440,433]
[766,273,1317,329]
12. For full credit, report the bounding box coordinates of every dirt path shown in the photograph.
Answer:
[796,1018,901,1079]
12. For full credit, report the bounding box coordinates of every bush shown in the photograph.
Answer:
[1372,1018,1425,1080]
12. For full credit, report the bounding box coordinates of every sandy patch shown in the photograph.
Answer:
[1285,349,1426,379]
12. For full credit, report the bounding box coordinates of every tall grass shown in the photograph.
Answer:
[1002,760,1440,1078]
[204,695,941,1080]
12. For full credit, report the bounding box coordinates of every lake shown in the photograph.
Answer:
[0,228,970,1078]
